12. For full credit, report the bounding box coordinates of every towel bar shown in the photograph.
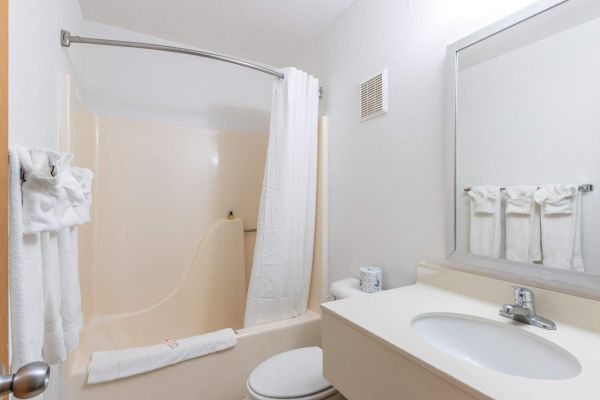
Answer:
[464,184,593,193]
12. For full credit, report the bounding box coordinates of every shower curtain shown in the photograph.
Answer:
[244,68,319,327]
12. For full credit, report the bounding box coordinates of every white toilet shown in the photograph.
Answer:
[246,278,363,400]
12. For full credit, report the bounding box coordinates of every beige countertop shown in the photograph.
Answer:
[321,264,600,400]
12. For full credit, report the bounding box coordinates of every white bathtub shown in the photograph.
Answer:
[66,311,321,400]
[65,310,321,400]
[64,218,323,399]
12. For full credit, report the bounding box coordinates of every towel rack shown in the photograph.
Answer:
[463,184,594,193]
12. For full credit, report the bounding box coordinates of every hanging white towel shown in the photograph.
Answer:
[21,149,69,365]
[9,146,45,371]
[59,227,83,352]
[534,184,583,271]
[87,328,237,384]
[11,146,93,367]
[41,231,67,364]
[504,186,541,263]
[468,186,502,257]
[58,167,91,352]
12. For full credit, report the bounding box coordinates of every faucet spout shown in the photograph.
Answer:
[499,287,556,330]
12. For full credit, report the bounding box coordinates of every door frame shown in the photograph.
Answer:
[0,0,9,372]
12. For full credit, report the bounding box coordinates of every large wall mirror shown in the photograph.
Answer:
[446,0,600,297]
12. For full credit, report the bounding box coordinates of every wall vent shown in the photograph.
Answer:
[360,69,388,122]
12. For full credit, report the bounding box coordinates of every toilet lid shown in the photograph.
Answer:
[248,347,332,399]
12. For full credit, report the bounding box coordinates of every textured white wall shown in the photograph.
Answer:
[295,0,539,288]
[9,0,84,149]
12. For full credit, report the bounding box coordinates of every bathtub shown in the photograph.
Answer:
[66,311,321,400]
[64,218,323,399]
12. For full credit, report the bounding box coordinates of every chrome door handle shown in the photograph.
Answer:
[0,362,50,399]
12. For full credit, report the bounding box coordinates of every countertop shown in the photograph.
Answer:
[321,264,600,399]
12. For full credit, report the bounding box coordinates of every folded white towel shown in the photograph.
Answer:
[504,186,541,263]
[534,184,583,271]
[87,329,237,384]
[21,149,70,234]
[9,146,45,371]
[468,186,502,257]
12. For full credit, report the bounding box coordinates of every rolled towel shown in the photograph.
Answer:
[87,328,237,384]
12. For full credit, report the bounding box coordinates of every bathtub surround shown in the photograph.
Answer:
[60,77,328,399]
[87,328,236,384]
[245,68,320,327]
[8,146,92,371]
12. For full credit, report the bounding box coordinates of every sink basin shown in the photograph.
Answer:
[411,313,581,380]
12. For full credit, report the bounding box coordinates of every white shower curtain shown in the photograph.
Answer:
[244,68,319,327]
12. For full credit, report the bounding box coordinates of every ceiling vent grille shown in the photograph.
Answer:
[360,69,388,122]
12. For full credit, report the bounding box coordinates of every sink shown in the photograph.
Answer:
[411,313,581,380]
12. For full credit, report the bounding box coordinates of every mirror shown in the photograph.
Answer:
[448,0,600,286]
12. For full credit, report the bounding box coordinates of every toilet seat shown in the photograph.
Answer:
[246,347,338,400]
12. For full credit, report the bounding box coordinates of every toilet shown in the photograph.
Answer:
[246,278,363,400]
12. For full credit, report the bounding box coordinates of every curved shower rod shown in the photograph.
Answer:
[60,30,285,79]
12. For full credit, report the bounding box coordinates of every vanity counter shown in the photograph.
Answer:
[321,265,600,399]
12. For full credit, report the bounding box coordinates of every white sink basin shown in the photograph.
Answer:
[411,313,581,380]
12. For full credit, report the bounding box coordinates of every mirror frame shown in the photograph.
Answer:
[444,0,600,300]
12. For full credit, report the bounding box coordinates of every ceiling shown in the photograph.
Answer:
[78,0,356,65]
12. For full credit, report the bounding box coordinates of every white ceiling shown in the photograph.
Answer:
[78,0,356,64]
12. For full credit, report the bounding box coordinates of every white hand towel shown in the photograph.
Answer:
[59,227,83,352]
[9,146,45,371]
[41,231,67,364]
[87,328,237,384]
[504,186,541,263]
[534,184,583,271]
[468,186,502,257]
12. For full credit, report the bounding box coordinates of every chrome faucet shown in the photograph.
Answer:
[499,287,556,330]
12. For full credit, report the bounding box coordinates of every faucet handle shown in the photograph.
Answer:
[512,287,534,304]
